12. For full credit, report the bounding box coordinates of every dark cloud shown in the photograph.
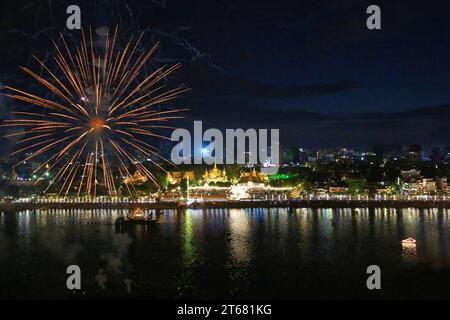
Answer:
[184,68,364,98]
[185,102,450,149]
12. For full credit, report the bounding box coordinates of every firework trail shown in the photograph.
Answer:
[1,27,188,197]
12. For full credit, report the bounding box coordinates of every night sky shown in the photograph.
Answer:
[1,0,450,149]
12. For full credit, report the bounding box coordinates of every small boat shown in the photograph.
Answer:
[402,238,416,245]
[115,208,157,227]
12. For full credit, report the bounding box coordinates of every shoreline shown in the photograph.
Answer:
[1,199,449,211]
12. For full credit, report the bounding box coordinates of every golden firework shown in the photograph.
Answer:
[1,27,188,197]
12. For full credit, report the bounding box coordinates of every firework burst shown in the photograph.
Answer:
[1,27,188,197]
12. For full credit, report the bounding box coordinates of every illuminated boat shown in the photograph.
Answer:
[402,238,416,245]
[115,208,156,227]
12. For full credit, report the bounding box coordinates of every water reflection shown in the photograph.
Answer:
[182,210,197,268]
[228,209,251,265]
[402,242,417,263]
[1,207,450,298]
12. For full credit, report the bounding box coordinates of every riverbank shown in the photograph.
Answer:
[1,199,449,211]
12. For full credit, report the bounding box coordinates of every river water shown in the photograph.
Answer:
[1,207,450,299]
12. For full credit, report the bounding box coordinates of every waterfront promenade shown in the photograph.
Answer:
[1,198,450,211]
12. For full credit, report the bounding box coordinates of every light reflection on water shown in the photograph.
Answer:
[1,207,450,299]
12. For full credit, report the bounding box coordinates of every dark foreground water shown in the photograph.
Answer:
[1,207,450,299]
